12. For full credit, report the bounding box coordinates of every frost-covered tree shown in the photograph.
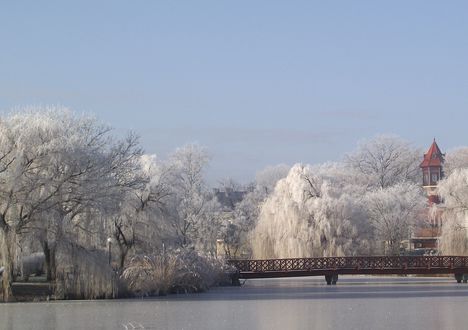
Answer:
[444,147,468,176]
[252,164,371,259]
[346,135,421,189]
[0,110,86,299]
[255,164,290,195]
[0,108,144,301]
[219,192,260,258]
[166,144,221,253]
[45,126,143,281]
[111,154,172,272]
[437,169,468,254]
[365,183,425,255]
[438,169,468,212]
[216,177,244,194]
[41,122,144,282]
[0,110,89,300]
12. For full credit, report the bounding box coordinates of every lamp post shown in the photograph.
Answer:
[107,237,112,265]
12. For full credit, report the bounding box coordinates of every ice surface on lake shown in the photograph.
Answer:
[2,276,468,330]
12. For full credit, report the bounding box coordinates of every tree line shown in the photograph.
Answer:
[2,107,468,301]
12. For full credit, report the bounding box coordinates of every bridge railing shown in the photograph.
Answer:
[228,256,468,273]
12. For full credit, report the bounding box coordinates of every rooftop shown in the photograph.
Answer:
[420,139,444,167]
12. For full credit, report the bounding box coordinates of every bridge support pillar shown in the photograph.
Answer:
[332,274,338,285]
[230,272,241,286]
[325,274,338,285]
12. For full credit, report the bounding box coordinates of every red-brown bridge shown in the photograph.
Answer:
[228,256,468,285]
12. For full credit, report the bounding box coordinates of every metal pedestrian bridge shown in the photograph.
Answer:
[228,256,468,284]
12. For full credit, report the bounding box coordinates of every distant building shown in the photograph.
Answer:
[411,139,445,251]
[214,188,248,211]
[420,138,444,204]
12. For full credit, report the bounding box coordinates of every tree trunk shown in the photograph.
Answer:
[43,241,51,281]
[1,227,16,302]
[50,247,56,281]
[118,243,128,274]
[42,241,57,281]
[386,239,399,256]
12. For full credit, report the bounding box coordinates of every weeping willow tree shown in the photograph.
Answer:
[252,164,371,259]
[55,240,117,299]
[437,169,468,255]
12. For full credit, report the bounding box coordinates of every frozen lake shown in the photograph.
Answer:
[2,276,468,330]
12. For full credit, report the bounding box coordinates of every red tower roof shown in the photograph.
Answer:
[420,139,444,167]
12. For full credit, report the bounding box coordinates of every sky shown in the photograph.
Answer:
[1,1,468,184]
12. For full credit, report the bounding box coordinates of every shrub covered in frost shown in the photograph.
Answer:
[122,249,230,297]
[171,249,231,293]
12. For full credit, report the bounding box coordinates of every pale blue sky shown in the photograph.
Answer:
[1,1,467,183]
